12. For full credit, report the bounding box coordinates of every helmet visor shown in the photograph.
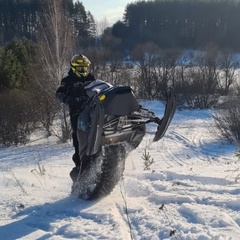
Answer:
[75,66,88,73]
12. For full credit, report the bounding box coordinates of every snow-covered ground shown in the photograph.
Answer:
[0,100,240,240]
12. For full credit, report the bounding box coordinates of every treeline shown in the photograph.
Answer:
[2,0,240,54]
[111,0,240,51]
[0,0,96,47]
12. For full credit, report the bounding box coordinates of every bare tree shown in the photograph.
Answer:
[155,49,180,99]
[96,17,109,36]
[218,49,239,95]
[36,0,75,140]
[181,45,220,108]
[132,42,160,99]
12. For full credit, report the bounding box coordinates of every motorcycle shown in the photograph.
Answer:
[71,80,176,200]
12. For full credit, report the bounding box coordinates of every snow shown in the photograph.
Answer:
[0,100,240,240]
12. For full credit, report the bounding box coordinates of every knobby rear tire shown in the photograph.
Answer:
[71,143,128,200]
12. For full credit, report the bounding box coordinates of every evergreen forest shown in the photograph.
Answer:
[114,0,240,51]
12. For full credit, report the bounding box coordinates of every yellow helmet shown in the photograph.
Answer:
[70,54,91,77]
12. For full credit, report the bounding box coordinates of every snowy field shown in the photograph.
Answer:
[0,100,240,240]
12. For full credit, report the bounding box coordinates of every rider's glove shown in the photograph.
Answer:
[65,96,88,108]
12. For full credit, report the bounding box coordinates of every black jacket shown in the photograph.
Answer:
[56,69,95,114]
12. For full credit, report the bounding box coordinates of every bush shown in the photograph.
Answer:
[0,90,38,146]
[213,97,240,142]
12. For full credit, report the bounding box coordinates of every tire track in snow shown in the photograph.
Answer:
[160,117,220,166]
[90,185,136,240]
[145,116,216,168]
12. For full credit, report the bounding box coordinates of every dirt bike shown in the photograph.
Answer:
[71,80,176,200]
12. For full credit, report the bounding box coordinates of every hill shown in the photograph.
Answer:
[0,100,239,239]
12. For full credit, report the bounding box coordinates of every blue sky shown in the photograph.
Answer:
[78,0,137,24]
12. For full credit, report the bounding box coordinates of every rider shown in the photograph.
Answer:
[56,54,95,178]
